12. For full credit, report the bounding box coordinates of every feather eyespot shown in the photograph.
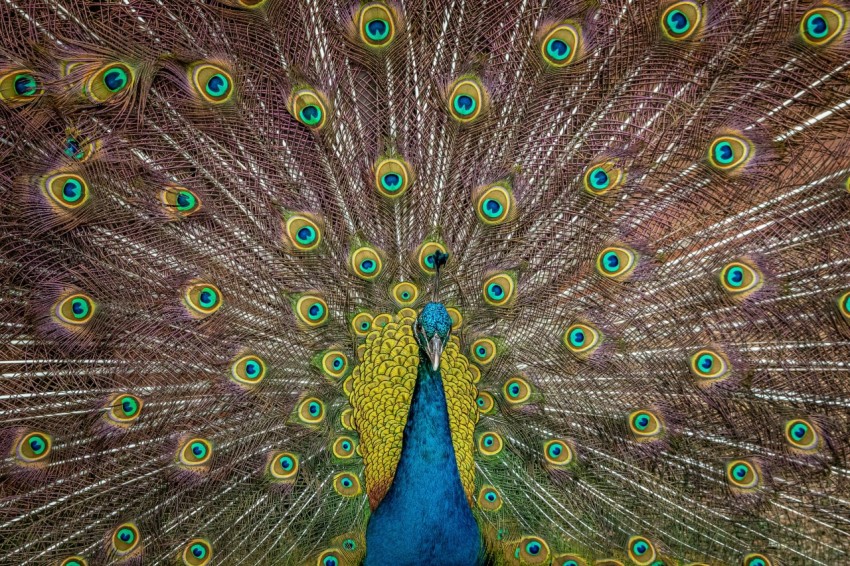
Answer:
[358,3,396,47]
[178,438,212,467]
[318,550,343,566]
[474,183,514,225]
[661,2,703,40]
[447,307,463,328]
[629,410,663,440]
[417,241,449,274]
[332,436,357,459]
[285,214,322,251]
[708,134,753,172]
[351,312,373,337]
[106,394,143,425]
[0,69,40,103]
[16,431,52,463]
[230,354,266,386]
[784,418,819,451]
[111,523,141,556]
[720,260,762,297]
[563,323,601,358]
[448,77,486,123]
[298,397,325,424]
[392,282,419,306]
[470,338,497,366]
[321,350,349,379]
[181,539,212,566]
[482,272,515,307]
[743,553,772,566]
[516,537,550,564]
[63,134,97,162]
[269,451,299,481]
[726,459,760,490]
[689,349,729,382]
[476,391,496,414]
[375,156,413,198]
[477,485,503,511]
[596,246,637,280]
[55,293,96,326]
[289,87,330,130]
[540,23,581,67]
[295,294,329,327]
[85,63,134,102]
[477,432,504,456]
[800,7,846,46]
[583,162,624,195]
[503,377,531,404]
[189,63,233,104]
[333,472,362,496]
[59,557,88,566]
[44,173,90,211]
[184,282,222,318]
[543,439,573,466]
[627,536,656,565]
[350,245,383,280]
[161,187,201,218]
[553,556,586,566]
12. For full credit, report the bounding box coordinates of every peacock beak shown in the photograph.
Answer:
[426,334,445,371]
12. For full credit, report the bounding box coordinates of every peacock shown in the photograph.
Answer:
[1,0,849,564]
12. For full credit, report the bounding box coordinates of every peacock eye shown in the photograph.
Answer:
[333,472,362,496]
[290,87,330,129]
[743,553,772,566]
[321,350,349,379]
[374,156,413,197]
[0,69,40,103]
[351,312,374,337]
[540,22,581,67]
[298,397,325,424]
[477,485,503,511]
[627,536,656,565]
[661,1,703,40]
[470,337,497,366]
[179,438,212,467]
[55,293,96,326]
[726,459,760,489]
[230,354,267,386]
[628,409,663,439]
[784,418,819,451]
[720,260,762,297]
[482,273,515,306]
[477,432,504,456]
[269,451,299,480]
[16,431,52,462]
[189,63,234,103]
[800,7,845,46]
[358,3,396,47]
[417,241,449,274]
[112,523,140,555]
[182,538,212,566]
[350,246,383,280]
[284,214,322,251]
[689,349,729,382]
[45,173,90,210]
[392,282,418,306]
[474,182,514,225]
[475,391,495,414]
[708,134,753,172]
[596,246,637,280]
[502,377,531,404]
[294,294,329,327]
[563,322,602,358]
[184,282,222,318]
[107,394,143,425]
[86,63,134,102]
[583,161,624,195]
[543,439,573,466]
[332,436,357,459]
[448,77,486,122]
[517,536,549,563]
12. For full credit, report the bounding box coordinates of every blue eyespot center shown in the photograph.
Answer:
[191,544,206,558]
[191,442,206,457]
[205,73,229,97]
[300,104,322,125]
[199,289,216,308]
[483,198,503,217]
[546,38,570,60]
[548,443,562,457]
[590,168,610,189]
[323,557,338,566]
[425,254,435,268]
[807,14,828,38]
[29,436,45,453]
[64,138,84,160]
[296,226,315,244]
[476,346,487,357]
[453,94,476,116]
[485,491,497,502]
[309,401,320,415]
[246,361,260,377]
[71,297,89,318]
[727,266,744,286]
[526,542,541,555]
[509,384,520,396]
[635,414,650,430]
[343,539,357,551]
[117,528,134,543]
[332,357,343,369]
[633,541,648,555]
[308,303,324,319]
[488,283,504,299]
[791,423,808,440]
[341,477,352,487]
[341,441,351,451]
[698,354,714,372]
[62,179,83,202]
[733,464,748,479]
[715,141,734,164]
[366,18,389,41]
[381,172,402,190]
[360,259,376,273]
[603,251,620,271]
[570,328,585,346]
[483,435,494,447]
[14,73,37,96]
[103,68,128,92]
[280,456,293,470]
[667,9,690,33]
[176,191,196,210]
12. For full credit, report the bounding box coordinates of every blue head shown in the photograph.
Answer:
[414,302,453,370]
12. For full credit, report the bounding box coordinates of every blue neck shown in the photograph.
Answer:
[364,355,482,566]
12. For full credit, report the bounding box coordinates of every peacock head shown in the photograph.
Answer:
[414,302,452,371]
